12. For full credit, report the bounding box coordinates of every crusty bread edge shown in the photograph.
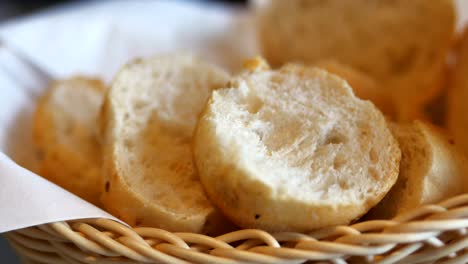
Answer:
[193,82,401,232]
[32,76,106,205]
[99,81,212,232]
[99,58,230,233]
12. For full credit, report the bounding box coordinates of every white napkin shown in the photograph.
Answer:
[0,153,121,233]
[0,0,256,82]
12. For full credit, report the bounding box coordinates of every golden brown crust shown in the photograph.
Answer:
[194,63,400,232]
[256,0,455,122]
[99,55,231,232]
[448,27,468,157]
[316,60,395,117]
[100,92,212,230]
[33,76,105,205]
[367,121,468,220]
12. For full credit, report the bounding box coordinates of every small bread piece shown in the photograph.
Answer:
[100,55,230,233]
[316,60,394,117]
[33,77,105,205]
[194,60,401,232]
[448,28,468,157]
[368,121,468,219]
[256,0,455,121]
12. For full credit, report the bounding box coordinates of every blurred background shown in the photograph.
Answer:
[0,0,246,22]
[0,1,247,263]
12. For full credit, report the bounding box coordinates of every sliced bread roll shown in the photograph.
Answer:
[255,0,455,121]
[448,28,468,157]
[368,121,468,219]
[193,59,401,232]
[316,60,394,117]
[33,77,105,205]
[100,55,230,233]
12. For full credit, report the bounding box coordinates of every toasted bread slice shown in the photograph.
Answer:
[193,59,401,232]
[33,77,105,205]
[368,121,468,219]
[448,27,468,157]
[100,55,230,233]
[316,60,394,117]
[256,0,455,121]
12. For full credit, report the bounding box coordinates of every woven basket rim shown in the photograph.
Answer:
[6,193,468,264]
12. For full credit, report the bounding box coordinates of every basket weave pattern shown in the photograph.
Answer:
[6,194,468,264]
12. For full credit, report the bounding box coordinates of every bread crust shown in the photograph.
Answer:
[33,77,105,205]
[448,27,468,158]
[194,62,400,232]
[100,55,231,233]
[256,0,455,121]
[368,121,468,219]
[100,94,214,231]
[316,60,395,117]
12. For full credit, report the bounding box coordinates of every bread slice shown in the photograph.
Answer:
[316,60,394,117]
[367,121,468,219]
[33,77,105,205]
[100,55,230,233]
[255,0,455,121]
[448,27,468,157]
[193,59,401,232]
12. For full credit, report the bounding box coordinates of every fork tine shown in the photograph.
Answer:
[0,40,53,98]
[0,40,53,81]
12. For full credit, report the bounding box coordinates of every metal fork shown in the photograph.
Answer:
[0,40,53,98]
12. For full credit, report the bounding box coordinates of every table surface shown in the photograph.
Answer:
[0,236,20,263]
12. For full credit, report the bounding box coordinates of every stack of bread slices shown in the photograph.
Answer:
[32,0,468,233]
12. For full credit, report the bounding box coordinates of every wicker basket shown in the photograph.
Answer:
[4,193,468,264]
